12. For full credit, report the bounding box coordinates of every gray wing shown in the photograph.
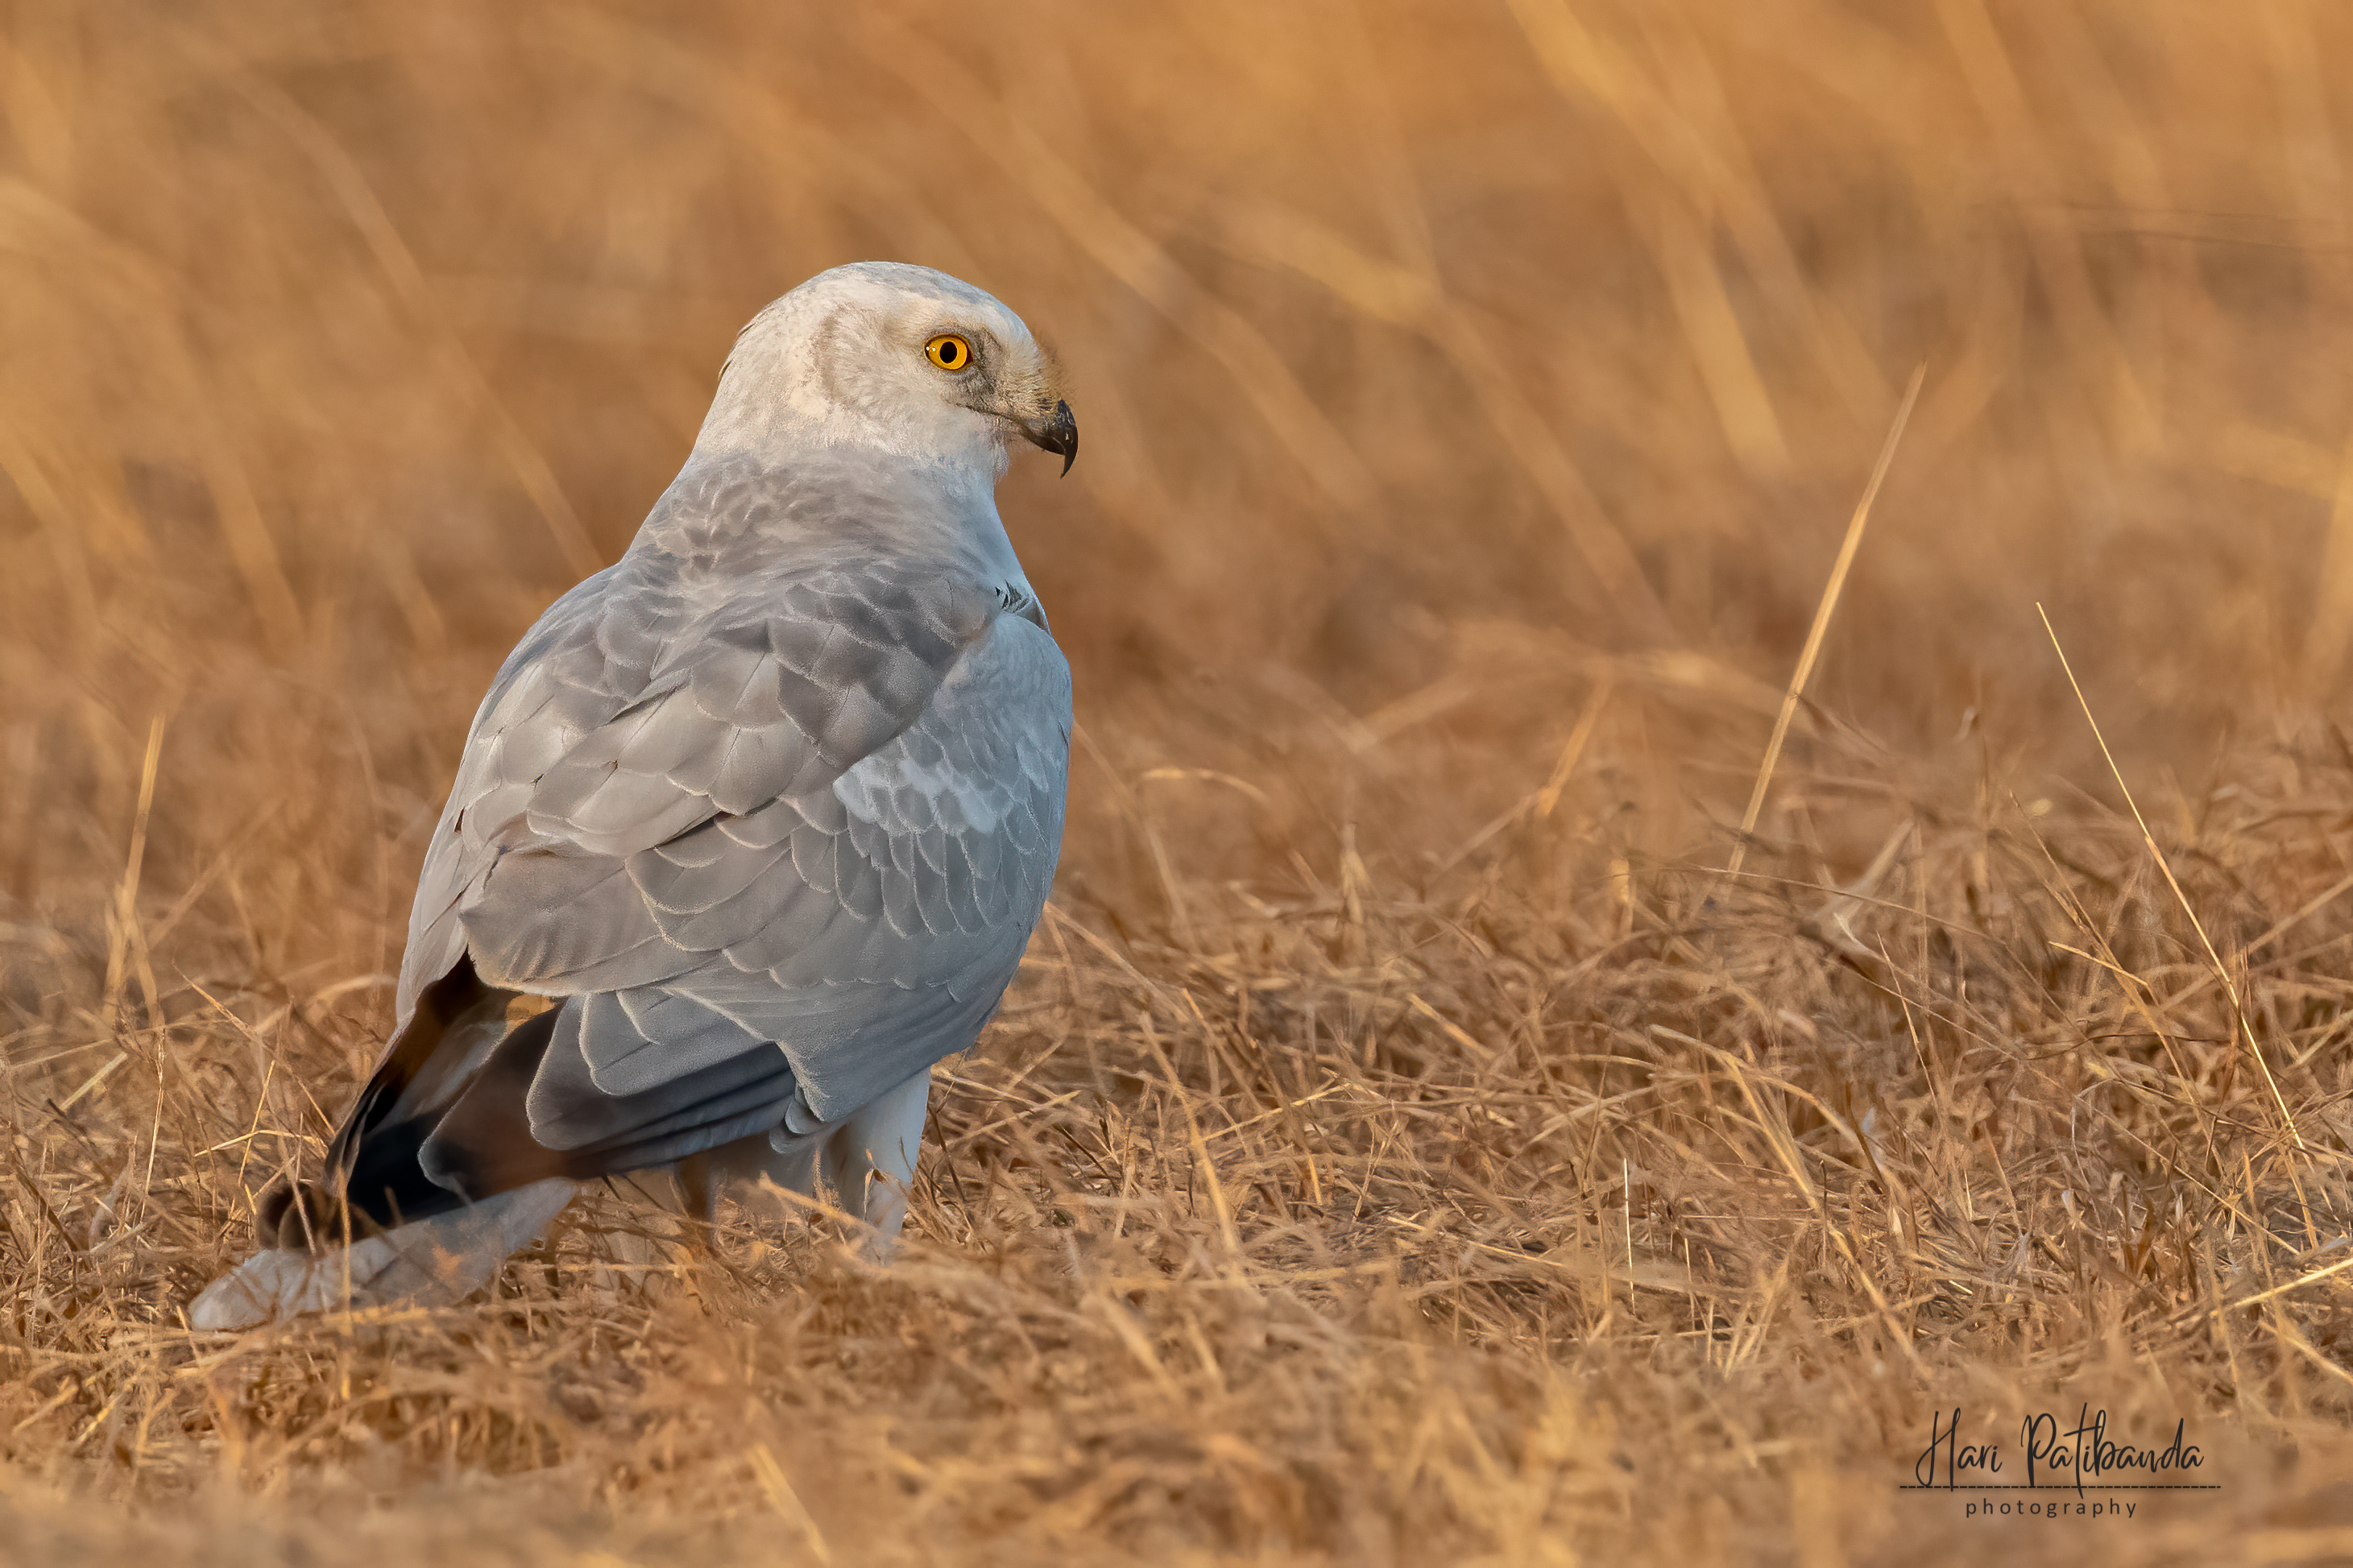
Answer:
[391,552,1068,1165]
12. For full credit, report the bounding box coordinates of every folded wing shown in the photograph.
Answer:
[322,531,1068,1228]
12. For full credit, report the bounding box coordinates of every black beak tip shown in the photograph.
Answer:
[1029,399,1078,477]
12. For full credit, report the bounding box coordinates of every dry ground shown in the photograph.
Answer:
[10,1,2353,1562]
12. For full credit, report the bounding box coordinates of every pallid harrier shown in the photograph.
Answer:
[191,263,1075,1330]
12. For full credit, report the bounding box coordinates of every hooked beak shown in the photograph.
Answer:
[1019,399,1079,476]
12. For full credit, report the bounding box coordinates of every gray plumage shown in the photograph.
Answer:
[190,263,1075,1330]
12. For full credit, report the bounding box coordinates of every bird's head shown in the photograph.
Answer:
[697,262,1076,480]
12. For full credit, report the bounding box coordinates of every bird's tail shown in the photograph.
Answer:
[187,956,576,1331]
[186,1176,578,1330]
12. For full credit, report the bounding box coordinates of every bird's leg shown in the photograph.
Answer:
[818,1065,933,1260]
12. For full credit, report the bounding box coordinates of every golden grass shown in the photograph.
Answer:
[10,0,2353,1560]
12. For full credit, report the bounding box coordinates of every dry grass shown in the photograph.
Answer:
[11,0,2353,1562]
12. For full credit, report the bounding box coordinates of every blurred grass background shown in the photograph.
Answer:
[6,0,2352,879]
[10,1,2353,1563]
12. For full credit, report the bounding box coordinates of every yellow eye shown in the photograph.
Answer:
[925,333,973,371]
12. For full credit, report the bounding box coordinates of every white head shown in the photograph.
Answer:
[693,263,1076,482]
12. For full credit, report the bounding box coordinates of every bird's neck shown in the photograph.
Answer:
[630,450,1025,588]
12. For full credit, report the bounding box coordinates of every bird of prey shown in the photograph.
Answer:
[189,263,1076,1330]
